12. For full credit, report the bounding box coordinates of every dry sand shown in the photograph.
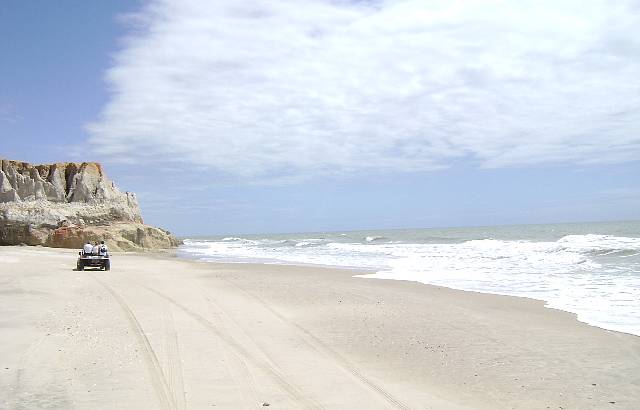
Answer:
[1,246,639,409]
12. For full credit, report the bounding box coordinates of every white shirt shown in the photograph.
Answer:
[99,244,108,255]
[83,243,93,254]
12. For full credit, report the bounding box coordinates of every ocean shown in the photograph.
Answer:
[178,221,640,336]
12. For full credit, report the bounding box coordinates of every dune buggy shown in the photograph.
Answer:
[77,252,110,271]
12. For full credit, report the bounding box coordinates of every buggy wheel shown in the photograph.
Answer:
[77,261,84,271]
[105,260,110,271]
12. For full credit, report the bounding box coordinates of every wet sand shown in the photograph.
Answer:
[1,246,639,409]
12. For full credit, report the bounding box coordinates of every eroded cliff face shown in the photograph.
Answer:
[0,159,181,251]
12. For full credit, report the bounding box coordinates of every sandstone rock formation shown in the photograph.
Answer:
[0,159,181,251]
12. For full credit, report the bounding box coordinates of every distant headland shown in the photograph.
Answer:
[0,159,180,251]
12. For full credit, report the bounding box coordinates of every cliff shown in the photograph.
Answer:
[0,159,181,251]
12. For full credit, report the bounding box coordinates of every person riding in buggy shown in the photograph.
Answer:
[77,241,110,271]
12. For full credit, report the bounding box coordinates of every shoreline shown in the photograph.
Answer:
[175,249,640,338]
[2,246,639,409]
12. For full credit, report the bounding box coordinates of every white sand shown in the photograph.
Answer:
[1,246,639,409]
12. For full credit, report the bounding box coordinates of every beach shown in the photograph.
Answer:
[1,246,639,409]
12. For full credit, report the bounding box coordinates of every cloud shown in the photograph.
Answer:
[88,0,640,181]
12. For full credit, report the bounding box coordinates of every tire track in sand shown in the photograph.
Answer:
[138,283,324,410]
[162,305,187,410]
[204,298,263,409]
[91,275,178,410]
[226,279,412,410]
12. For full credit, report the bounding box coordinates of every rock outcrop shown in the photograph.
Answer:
[0,159,181,251]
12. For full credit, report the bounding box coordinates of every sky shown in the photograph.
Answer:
[1,0,639,236]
